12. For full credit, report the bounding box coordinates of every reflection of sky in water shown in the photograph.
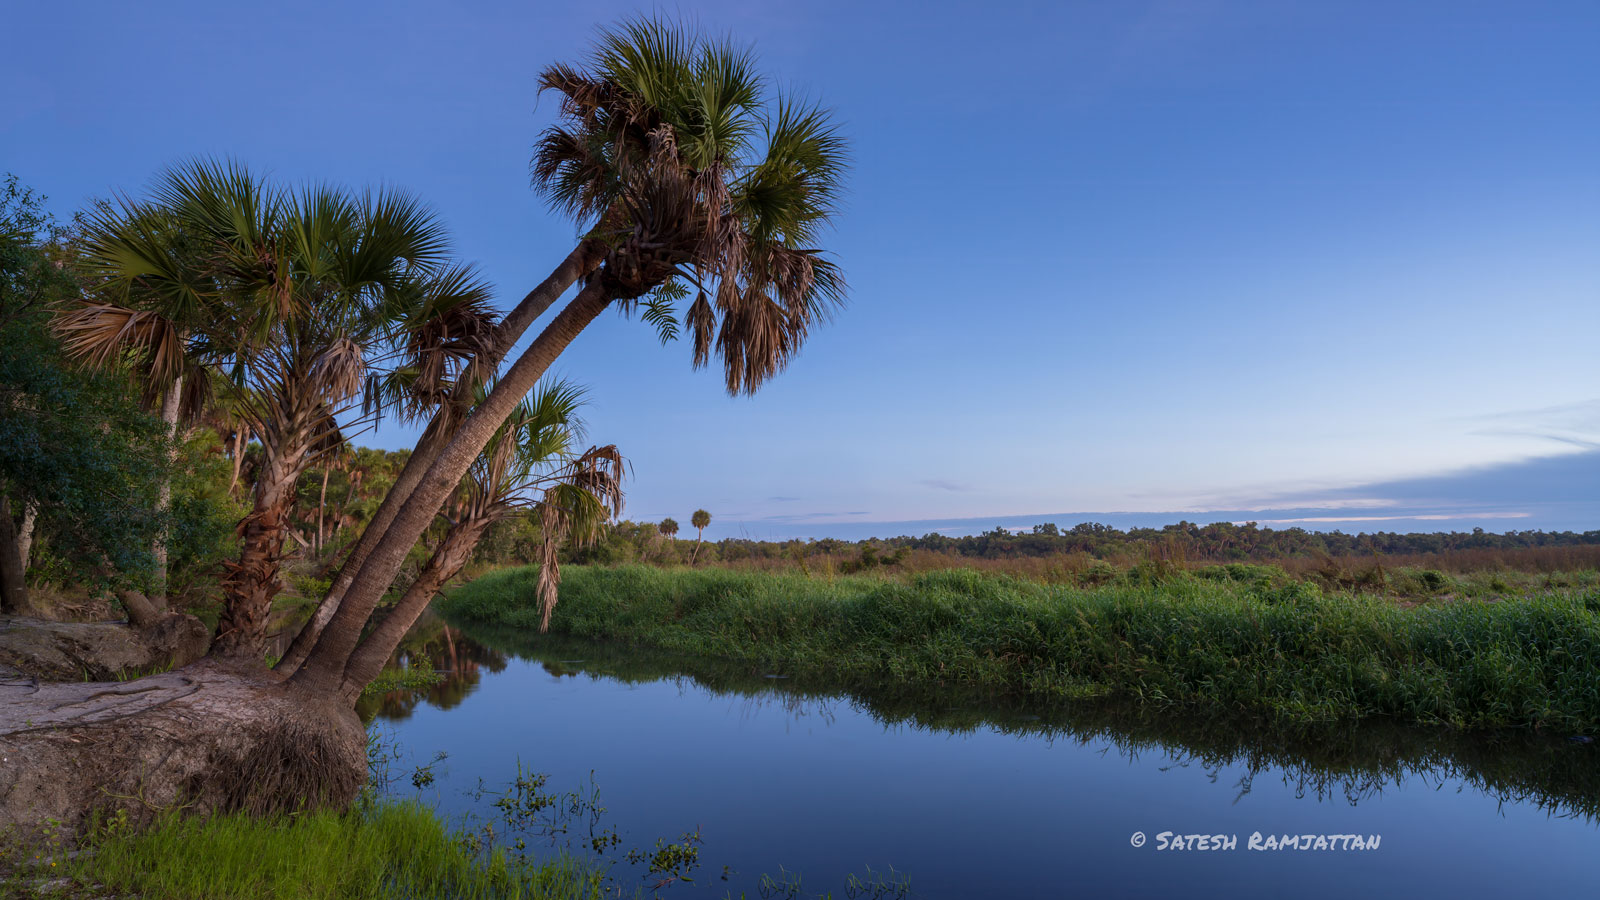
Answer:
[374,631,1600,899]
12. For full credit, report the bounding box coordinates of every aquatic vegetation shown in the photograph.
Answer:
[442,565,1600,730]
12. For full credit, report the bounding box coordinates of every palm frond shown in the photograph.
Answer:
[308,334,366,404]
[53,302,186,387]
[533,443,626,632]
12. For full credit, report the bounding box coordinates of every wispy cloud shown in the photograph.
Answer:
[1243,512,1533,526]
[919,479,972,492]
[715,450,1600,540]
[1463,397,1600,449]
[754,510,874,523]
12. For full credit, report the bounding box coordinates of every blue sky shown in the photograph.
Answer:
[5,1,1597,539]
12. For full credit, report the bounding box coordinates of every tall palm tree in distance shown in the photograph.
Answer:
[657,516,680,563]
[691,508,711,563]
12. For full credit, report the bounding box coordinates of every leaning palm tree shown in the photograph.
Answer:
[282,14,795,665]
[291,16,847,692]
[333,379,622,702]
[59,160,495,659]
[690,508,711,564]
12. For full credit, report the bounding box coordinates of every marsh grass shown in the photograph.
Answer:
[706,548,1600,598]
[6,801,606,900]
[442,565,1600,730]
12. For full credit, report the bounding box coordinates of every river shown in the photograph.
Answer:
[362,618,1600,898]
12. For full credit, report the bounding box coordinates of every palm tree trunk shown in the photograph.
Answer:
[151,376,182,605]
[692,529,704,564]
[229,423,249,495]
[213,436,309,660]
[0,494,31,615]
[275,240,601,675]
[15,501,35,573]
[291,278,616,693]
[317,464,331,552]
[331,478,350,545]
[336,515,491,702]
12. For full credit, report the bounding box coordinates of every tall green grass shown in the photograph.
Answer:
[20,801,605,900]
[441,565,1600,730]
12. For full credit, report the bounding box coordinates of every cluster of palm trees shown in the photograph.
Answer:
[49,15,845,704]
[656,508,713,563]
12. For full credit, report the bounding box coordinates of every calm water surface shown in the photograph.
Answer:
[365,620,1600,898]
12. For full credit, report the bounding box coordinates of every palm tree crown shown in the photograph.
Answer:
[533,16,849,394]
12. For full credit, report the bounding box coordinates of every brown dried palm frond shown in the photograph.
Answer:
[398,266,499,423]
[530,443,626,633]
[307,413,345,462]
[53,301,186,387]
[308,335,366,405]
[686,289,714,367]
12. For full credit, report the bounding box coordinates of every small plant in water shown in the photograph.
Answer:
[845,865,913,899]
[626,829,704,888]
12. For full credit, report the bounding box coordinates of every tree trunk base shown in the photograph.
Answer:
[0,661,365,847]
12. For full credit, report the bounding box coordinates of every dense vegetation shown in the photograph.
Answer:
[0,172,606,634]
[442,565,1600,730]
[0,176,245,615]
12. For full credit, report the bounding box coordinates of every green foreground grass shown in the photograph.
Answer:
[442,564,1600,730]
[5,802,604,900]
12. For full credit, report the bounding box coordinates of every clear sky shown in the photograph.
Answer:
[5,0,1597,539]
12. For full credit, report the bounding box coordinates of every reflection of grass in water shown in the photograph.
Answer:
[361,664,445,697]
[447,624,1600,826]
[442,565,1600,731]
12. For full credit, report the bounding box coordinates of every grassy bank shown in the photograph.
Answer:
[441,565,1600,730]
[5,801,603,900]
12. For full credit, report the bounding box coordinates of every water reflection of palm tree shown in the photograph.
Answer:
[359,621,510,721]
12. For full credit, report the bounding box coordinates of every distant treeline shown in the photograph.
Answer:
[563,519,1600,577]
[599,519,1600,563]
[863,521,1600,562]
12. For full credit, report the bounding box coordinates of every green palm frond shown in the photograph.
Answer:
[737,94,848,247]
